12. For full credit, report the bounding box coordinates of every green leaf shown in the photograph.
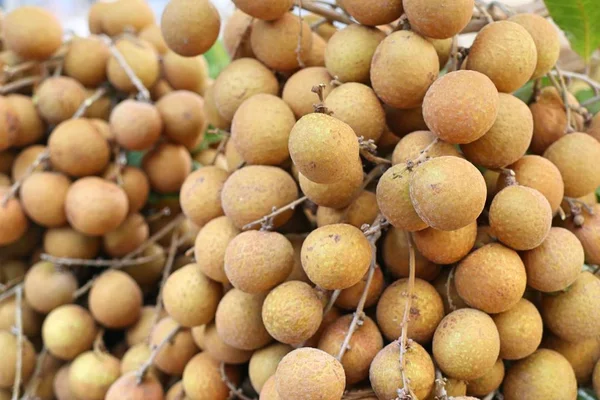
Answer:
[544,0,600,63]
[574,88,600,114]
[192,127,225,153]
[126,151,145,168]
[513,77,552,103]
[596,186,600,202]
[203,40,230,79]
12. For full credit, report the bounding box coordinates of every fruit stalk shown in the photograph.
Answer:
[135,323,181,384]
[11,285,23,400]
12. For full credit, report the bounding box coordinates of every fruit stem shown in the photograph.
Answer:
[21,347,48,400]
[210,132,230,166]
[0,150,50,208]
[549,67,575,133]
[219,361,256,400]
[242,195,308,230]
[39,252,165,268]
[359,137,392,166]
[300,1,354,25]
[0,75,43,95]
[73,86,109,119]
[474,0,494,24]
[121,213,186,261]
[434,368,449,400]
[323,289,342,316]
[146,207,172,223]
[498,168,517,187]
[11,285,23,400]
[136,323,181,385]
[311,84,333,114]
[295,0,306,69]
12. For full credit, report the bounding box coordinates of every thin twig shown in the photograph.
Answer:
[21,347,48,400]
[40,252,163,268]
[295,0,305,68]
[120,214,185,261]
[11,285,23,400]
[323,289,341,317]
[475,0,494,23]
[359,137,391,165]
[0,76,43,95]
[300,1,354,25]
[242,196,308,231]
[211,134,229,166]
[219,362,256,400]
[312,84,332,114]
[1,151,49,207]
[136,324,181,384]
[555,70,600,95]
[434,369,449,400]
[0,283,23,304]
[73,86,108,119]
[72,279,94,300]
[553,67,575,133]
[446,267,457,312]
[146,207,172,223]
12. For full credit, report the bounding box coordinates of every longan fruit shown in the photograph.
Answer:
[233,0,293,20]
[372,30,439,109]
[503,349,577,400]
[590,112,600,142]
[289,113,359,184]
[433,308,500,380]
[89,270,142,329]
[382,227,441,281]
[2,6,62,60]
[35,77,86,125]
[150,79,174,101]
[42,304,96,360]
[85,96,111,120]
[53,365,75,400]
[0,261,25,288]
[125,306,163,347]
[492,298,543,360]
[194,148,228,171]
[410,156,486,231]
[69,351,120,400]
[413,222,477,265]
[404,0,473,39]
[107,38,159,93]
[232,94,295,165]
[24,261,77,314]
[139,24,168,54]
[428,37,453,68]
[102,213,149,257]
[204,83,231,131]
[544,132,600,197]
[303,306,342,349]
[509,13,560,78]
[542,271,600,342]
[63,36,109,87]
[325,25,386,84]
[0,187,28,245]
[377,278,444,343]
[305,32,326,67]
[150,317,199,375]
[370,341,434,400]
[105,373,163,400]
[543,335,600,384]
[386,104,428,139]
[7,94,45,148]
[0,151,15,174]
[199,323,253,365]
[285,235,311,284]
[43,226,100,259]
[489,185,552,250]
[316,190,379,230]
[183,353,236,400]
[304,13,337,40]
[221,165,298,229]
[298,158,363,209]
[11,145,45,181]
[0,174,9,186]
[466,359,505,397]
[344,0,402,25]
[156,90,206,148]
[216,289,272,350]
[282,67,333,118]
[249,343,293,393]
[562,204,600,265]
[165,381,186,400]
[120,344,161,379]
[103,165,149,215]
[20,172,70,227]
[225,231,294,293]
[194,217,238,283]
[467,21,537,93]
[109,100,162,151]
[0,330,36,389]
[142,143,192,194]
[223,9,255,58]
[214,58,279,121]
[65,177,128,236]
[89,0,153,35]
[392,130,461,165]
[179,167,227,227]
[262,281,323,345]
[162,52,209,94]
[0,296,42,337]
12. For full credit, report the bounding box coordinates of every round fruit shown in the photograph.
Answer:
[110,100,162,151]
[543,335,600,384]
[204,83,231,131]
[391,130,461,165]
[249,343,293,393]
[0,330,36,389]
[162,52,209,94]
[298,158,363,209]
[102,213,148,257]
[63,36,110,87]
[90,0,154,36]
[0,98,18,152]
[383,227,441,281]
[316,190,379,229]
[509,13,560,78]
[233,0,294,20]
[120,344,160,378]
[42,304,96,360]
[142,143,192,194]
[139,24,168,54]
[562,203,600,265]
[194,216,239,283]
[24,261,77,314]
[150,317,198,375]
[107,38,159,93]
[7,94,45,148]
[0,296,42,337]
[282,67,333,118]
[12,145,46,181]
[156,90,206,148]
[180,166,228,227]
[43,227,100,259]
[413,222,477,265]
[182,353,233,400]
[200,323,253,365]
[69,351,120,400]
[0,187,29,245]
[89,270,143,329]
[336,264,384,310]
[343,0,403,25]
[492,298,543,360]
[466,359,505,397]
[223,9,254,58]
[404,0,473,39]
[3,6,62,60]
[105,373,163,400]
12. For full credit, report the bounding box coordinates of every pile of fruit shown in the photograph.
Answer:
[0,0,599,399]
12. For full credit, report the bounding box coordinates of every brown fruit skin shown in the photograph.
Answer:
[0,98,18,152]
[433,309,500,380]
[542,271,600,342]
[410,156,487,231]
[392,130,461,165]
[65,177,128,236]
[179,166,228,227]
[371,30,439,109]
[199,323,254,365]
[456,243,527,313]
[89,270,142,329]
[413,222,477,265]
[503,349,577,400]
[262,281,323,345]
[344,0,403,25]
[223,10,255,58]
[104,166,149,215]
[69,351,120,400]
[12,145,46,181]
[42,304,96,360]
[3,7,62,60]
[509,13,560,79]
[105,373,164,400]
[157,90,206,148]
[54,365,76,400]
[317,190,379,230]
[276,348,345,400]
[107,39,159,93]
[195,216,239,283]
[522,227,584,292]
[562,204,600,265]
[221,166,298,230]
[282,67,333,119]
[0,188,28,245]
[0,331,36,389]
[543,335,600,384]
[163,264,222,327]
[24,261,78,314]
[35,77,86,125]
[64,36,110,87]
[590,112,600,142]
[595,361,600,400]
[336,265,384,310]
[7,94,45,148]
[204,83,231,131]
[233,0,293,20]
[370,341,435,400]
[404,0,473,39]
[249,343,293,393]
[161,0,220,57]
[150,317,199,375]
[215,289,272,351]
[544,132,600,198]
[325,25,386,84]
[102,213,148,257]
[163,52,209,94]
[423,70,499,144]
[377,278,444,344]
[165,381,186,400]
[139,24,168,54]
[427,37,453,69]
[43,227,100,260]
[142,143,192,194]
[383,227,441,281]
[183,353,235,400]
[466,359,505,397]
[0,296,42,337]
[0,151,15,174]
[492,298,543,360]
[231,94,295,165]
[467,21,537,93]
[298,159,363,209]
[110,100,162,151]
[126,306,165,347]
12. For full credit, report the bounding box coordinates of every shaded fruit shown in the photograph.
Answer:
[89,270,142,329]
[282,67,333,118]
[180,166,228,227]
[182,353,235,400]
[20,171,70,228]
[63,36,110,87]
[3,6,62,60]
[162,52,209,94]
[105,373,163,400]
[562,204,600,265]
[404,0,473,39]
[107,38,159,93]
[150,317,199,375]
[24,261,77,314]
[7,94,45,148]
[102,213,148,258]
[197,323,253,365]
[139,24,168,54]
[43,227,100,260]
[0,330,36,389]
[383,227,441,281]
[543,335,600,384]
[316,190,379,230]
[0,296,42,337]
[142,143,192,194]
[0,98,20,151]
[298,159,363,209]
[110,100,162,151]
[0,187,28,245]
[102,166,149,215]
[509,13,560,78]
[249,343,292,393]
[195,216,239,283]
[391,130,461,165]
[344,0,403,25]
[413,222,477,265]
[126,306,165,347]
[68,351,120,400]
[156,90,206,148]
[466,359,505,397]
[336,265,384,310]
[492,298,543,360]
[223,9,255,58]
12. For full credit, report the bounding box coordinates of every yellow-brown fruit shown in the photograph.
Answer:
[89,0,154,36]
[102,213,148,257]
[221,165,298,229]
[85,95,111,120]
[233,0,293,20]
[142,143,192,194]
[7,94,45,147]
[489,185,552,250]
[305,13,337,41]
[107,38,159,93]
[433,308,500,380]
[194,148,228,171]
[3,6,62,60]
[65,177,128,236]
[215,289,272,350]
[428,37,453,68]
[43,227,100,259]
[509,13,560,78]
[325,25,386,84]
[161,0,220,57]
[150,317,199,375]
[199,323,253,364]
[590,112,600,142]
[0,296,42,337]
[11,145,45,181]
[493,298,543,360]
[316,190,379,230]
[377,278,444,343]
[371,31,439,109]
[302,223,371,290]
[35,77,86,125]
[120,344,161,379]
[42,304,96,360]
[392,130,461,165]
[139,24,168,54]
[542,271,600,342]
[410,156,486,231]
[150,79,174,101]
[522,227,584,292]
[405,0,473,38]
[562,204,600,265]
[183,353,237,400]
[162,52,209,94]
[225,231,294,293]
[282,67,333,118]
[89,270,142,329]
[121,241,164,287]
[560,191,598,217]
[194,216,239,283]
[69,351,120,400]
[426,379,467,399]
[0,174,9,186]
[467,21,537,93]
[383,227,441,281]
[249,343,293,393]
[413,222,477,265]
[156,90,205,148]
[298,158,363,209]
[370,341,435,400]
[105,373,163,400]
[109,100,162,151]
[63,36,109,87]
[289,113,359,184]
[21,172,70,228]
[543,335,600,384]
[466,359,505,397]
[204,83,231,131]
[24,261,77,314]
[595,361,600,399]
[223,9,254,58]
[214,58,279,121]
[0,330,35,389]
[165,381,186,400]
[262,281,323,345]
[503,349,577,400]
[344,0,403,25]
[544,132,600,197]
[306,32,326,67]
[423,70,499,144]
[179,166,227,227]
[126,306,167,347]
[0,98,17,151]
[0,187,28,245]
[275,348,345,400]
[53,365,76,400]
